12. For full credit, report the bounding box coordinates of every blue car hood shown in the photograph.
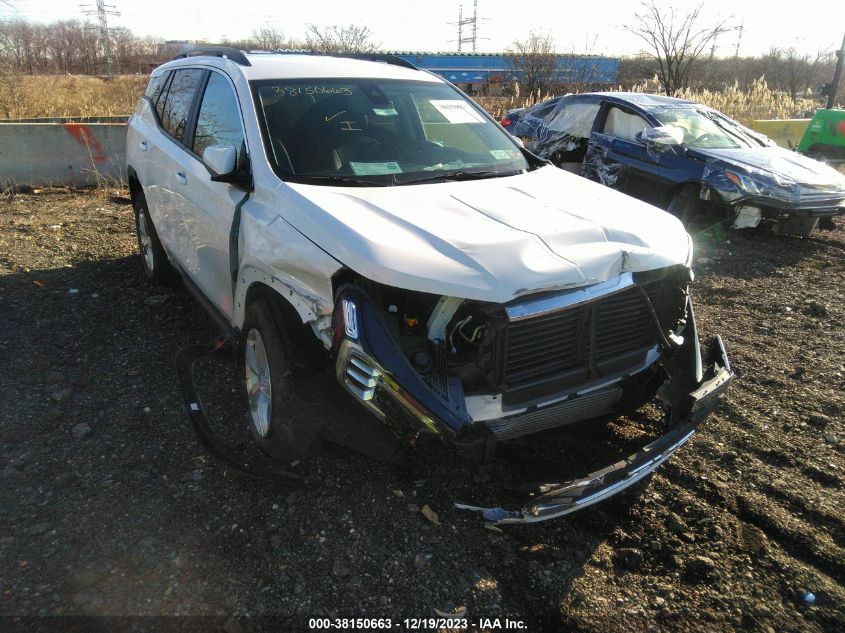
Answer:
[689,145,845,189]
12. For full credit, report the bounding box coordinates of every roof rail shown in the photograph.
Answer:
[265,50,417,70]
[341,53,418,70]
[173,47,251,66]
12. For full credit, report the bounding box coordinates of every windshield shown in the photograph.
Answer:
[651,107,761,150]
[252,78,528,185]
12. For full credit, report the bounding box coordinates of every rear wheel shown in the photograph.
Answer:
[134,192,175,284]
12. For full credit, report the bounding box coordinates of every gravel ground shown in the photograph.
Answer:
[1,189,843,632]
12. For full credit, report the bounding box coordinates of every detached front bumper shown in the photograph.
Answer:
[332,287,733,524]
[456,330,732,525]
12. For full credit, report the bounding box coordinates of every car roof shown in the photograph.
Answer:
[593,92,697,107]
[158,52,436,83]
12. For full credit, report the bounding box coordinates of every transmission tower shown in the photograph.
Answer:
[80,0,120,76]
[449,1,484,53]
[734,20,744,58]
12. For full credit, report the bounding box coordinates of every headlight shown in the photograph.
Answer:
[724,170,763,195]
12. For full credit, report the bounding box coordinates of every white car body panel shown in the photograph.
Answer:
[282,166,690,304]
[127,99,174,251]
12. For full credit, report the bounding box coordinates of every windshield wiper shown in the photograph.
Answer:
[397,169,523,186]
[289,174,393,187]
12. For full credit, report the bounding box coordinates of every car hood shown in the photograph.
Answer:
[280,166,690,304]
[690,145,845,190]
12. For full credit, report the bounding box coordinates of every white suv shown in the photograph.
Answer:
[126,48,732,524]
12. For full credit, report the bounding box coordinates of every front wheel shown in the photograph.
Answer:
[241,299,322,464]
[666,185,704,226]
[773,216,819,238]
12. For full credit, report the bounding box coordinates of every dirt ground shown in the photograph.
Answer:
[1,189,843,633]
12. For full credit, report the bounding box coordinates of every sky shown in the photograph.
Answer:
[1,0,843,58]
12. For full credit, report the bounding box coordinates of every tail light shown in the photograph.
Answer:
[501,116,512,127]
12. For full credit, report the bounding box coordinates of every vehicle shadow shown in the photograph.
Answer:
[0,255,669,626]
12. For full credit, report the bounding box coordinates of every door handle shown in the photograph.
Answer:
[139,141,148,151]
[175,172,187,185]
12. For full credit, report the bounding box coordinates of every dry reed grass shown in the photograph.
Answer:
[474,77,816,125]
[0,73,815,127]
[0,74,146,119]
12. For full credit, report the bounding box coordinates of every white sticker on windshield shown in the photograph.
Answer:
[429,100,486,124]
[349,161,403,176]
[372,107,398,116]
[490,149,517,160]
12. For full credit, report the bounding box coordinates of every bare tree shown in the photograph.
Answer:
[304,24,379,54]
[761,47,831,100]
[506,32,559,99]
[248,26,294,51]
[625,1,730,95]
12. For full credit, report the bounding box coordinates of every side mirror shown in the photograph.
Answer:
[202,144,251,189]
[202,145,237,177]
[638,125,684,152]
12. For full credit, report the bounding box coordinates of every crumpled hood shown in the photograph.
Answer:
[691,145,845,190]
[280,166,690,303]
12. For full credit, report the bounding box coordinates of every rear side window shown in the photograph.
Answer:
[145,71,169,100]
[159,68,204,143]
[192,72,245,161]
[544,102,600,137]
[154,72,173,121]
[146,71,171,121]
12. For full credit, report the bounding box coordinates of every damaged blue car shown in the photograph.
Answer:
[502,93,845,236]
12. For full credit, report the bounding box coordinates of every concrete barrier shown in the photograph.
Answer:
[0,117,128,187]
[749,119,811,150]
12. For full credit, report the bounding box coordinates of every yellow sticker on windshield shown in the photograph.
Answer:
[429,100,486,124]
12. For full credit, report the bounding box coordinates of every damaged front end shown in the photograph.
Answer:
[328,267,732,524]
[700,162,845,232]
[456,304,731,525]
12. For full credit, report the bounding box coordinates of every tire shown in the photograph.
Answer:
[666,185,703,226]
[134,192,175,284]
[818,216,837,231]
[776,216,819,238]
[241,299,322,465]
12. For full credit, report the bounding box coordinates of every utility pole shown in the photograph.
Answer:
[826,32,845,110]
[80,0,120,76]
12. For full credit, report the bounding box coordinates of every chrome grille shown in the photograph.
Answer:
[590,287,655,359]
[497,271,682,404]
[503,308,582,384]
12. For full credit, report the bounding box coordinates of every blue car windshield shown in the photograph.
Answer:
[251,78,528,185]
[651,107,759,150]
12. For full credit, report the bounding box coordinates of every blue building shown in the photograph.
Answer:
[390,52,619,95]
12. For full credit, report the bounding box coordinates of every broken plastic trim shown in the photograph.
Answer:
[455,332,732,525]
[175,335,304,487]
